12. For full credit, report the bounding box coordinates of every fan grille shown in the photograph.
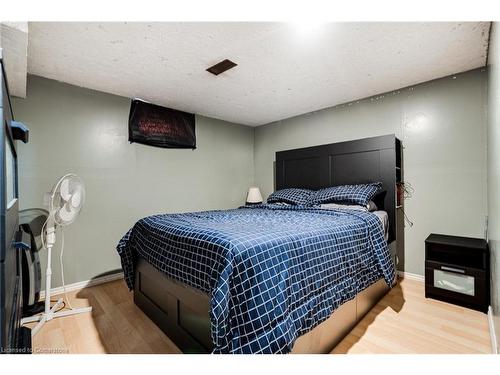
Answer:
[50,174,85,226]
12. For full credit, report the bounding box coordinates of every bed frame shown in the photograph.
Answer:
[134,134,403,353]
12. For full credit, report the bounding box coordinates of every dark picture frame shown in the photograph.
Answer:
[128,99,196,149]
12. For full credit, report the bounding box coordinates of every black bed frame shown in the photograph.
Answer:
[134,134,403,353]
[276,134,402,243]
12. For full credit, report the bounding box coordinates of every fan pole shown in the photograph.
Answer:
[44,228,54,316]
[21,224,92,336]
[42,224,65,323]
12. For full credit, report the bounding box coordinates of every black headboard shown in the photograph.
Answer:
[275,134,401,243]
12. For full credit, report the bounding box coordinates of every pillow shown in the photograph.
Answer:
[308,182,382,206]
[367,200,378,212]
[319,203,369,211]
[319,200,378,212]
[267,188,313,205]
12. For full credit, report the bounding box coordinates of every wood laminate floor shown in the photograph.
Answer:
[28,277,492,354]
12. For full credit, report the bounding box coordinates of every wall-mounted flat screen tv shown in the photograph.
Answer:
[128,99,196,149]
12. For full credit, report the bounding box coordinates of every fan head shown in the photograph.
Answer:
[49,174,85,226]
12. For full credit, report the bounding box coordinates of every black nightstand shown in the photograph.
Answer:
[425,233,489,313]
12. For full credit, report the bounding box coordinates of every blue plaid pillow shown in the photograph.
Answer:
[308,182,382,206]
[267,188,313,206]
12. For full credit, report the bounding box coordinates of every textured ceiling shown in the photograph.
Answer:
[1,22,28,98]
[27,22,490,126]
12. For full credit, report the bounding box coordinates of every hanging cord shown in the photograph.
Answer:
[402,208,414,227]
[398,181,414,227]
[401,181,414,199]
[59,227,73,310]
[40,216,47,251]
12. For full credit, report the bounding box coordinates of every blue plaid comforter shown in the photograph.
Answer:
[117,204,395,353]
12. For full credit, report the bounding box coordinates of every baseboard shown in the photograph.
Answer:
[488,306,498,354]
[40,271,124,300]
[397,270,425,282]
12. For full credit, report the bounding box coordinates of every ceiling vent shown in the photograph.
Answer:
[206,59,237,76]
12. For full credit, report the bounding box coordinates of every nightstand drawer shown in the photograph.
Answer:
[425,260,487,312]
[433,268,474,296]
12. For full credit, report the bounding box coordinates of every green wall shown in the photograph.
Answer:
[254,68,488,277]
[12,69,490,292]
[12,75,254,287]
[487,22,500,351]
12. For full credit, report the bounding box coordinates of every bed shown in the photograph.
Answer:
[117,134,403,354]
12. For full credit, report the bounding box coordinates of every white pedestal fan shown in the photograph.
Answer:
[21,174,92,336]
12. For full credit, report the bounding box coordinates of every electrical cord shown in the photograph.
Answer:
[397,181,414,227]
[59,227,74,310]
[28,300,66,321]
[402,208,414,227]
[401,181,414,199]
[40,216,47,251]
[51,299,66,313]
[40,212,74,311]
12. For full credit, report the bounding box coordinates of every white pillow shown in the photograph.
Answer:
[319,203,368,211]
[367,200,378,212]
[319,201,378,212]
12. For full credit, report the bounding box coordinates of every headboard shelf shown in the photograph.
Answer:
[275,134,402,243]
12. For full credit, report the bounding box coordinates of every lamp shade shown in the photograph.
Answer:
[246,187,263,204]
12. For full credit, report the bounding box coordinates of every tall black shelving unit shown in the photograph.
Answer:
[395,138,404,271]
[0,54,31,353]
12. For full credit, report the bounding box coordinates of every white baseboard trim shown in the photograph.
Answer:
[488,306,498,354]
[397,270,425,282]
[40,271,124,300]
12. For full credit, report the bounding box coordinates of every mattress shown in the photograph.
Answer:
[373,210,389,241]
[318,204,389,241]
[117,204,395,353]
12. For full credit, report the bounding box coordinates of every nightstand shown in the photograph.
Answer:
[424,233,489,313]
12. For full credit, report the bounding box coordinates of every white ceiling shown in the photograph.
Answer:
[27,22,490,126]
[1,22,28,98]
